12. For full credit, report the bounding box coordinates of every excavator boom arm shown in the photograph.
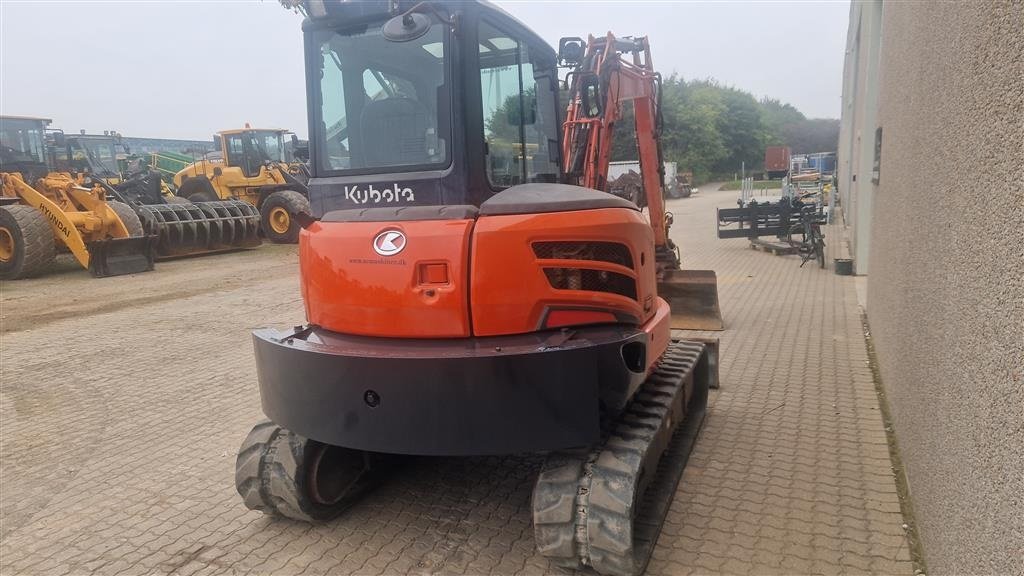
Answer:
[560,32,723,331]
[562,34,670,249]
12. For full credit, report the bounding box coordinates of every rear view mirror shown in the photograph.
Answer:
[52,132,66,147]
[558,37,584,65]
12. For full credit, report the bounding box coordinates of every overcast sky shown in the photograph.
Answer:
[0,1,849,140]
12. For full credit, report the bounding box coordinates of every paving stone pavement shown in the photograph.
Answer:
[0,186,913,575]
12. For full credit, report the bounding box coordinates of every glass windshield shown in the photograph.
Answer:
[0,118,47,168]
[314,16,450,173]
[251,131,285,163]
[74,137,120,176]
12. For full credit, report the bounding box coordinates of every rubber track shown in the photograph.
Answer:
[234,419,319,522]
[533,341,709,576]
[235,419,387,523]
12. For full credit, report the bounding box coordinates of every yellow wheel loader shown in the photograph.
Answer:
[173,127,310,243]
[0,116,154,279]
[51,131,261,259]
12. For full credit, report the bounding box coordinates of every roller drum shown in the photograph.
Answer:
[136,199,261,258]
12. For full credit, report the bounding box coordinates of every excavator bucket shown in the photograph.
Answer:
[87,235,157,278]
[658,269,725,331]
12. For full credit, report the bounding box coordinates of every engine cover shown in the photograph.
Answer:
[300,206,475,338]
[300,185,658,339]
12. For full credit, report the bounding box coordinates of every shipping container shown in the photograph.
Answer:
[764,146,791,179]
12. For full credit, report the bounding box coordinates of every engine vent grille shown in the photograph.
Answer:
[532,241,634,268]
[543,268,637,300]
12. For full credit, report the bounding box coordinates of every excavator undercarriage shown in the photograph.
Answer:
[534,340,714,575]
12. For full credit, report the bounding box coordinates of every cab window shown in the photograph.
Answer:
[315,16,450,174]
[226,134,259,177]
[479,21,559,188]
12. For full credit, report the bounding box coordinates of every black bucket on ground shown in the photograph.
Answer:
[834,258,854,275]
[87,235,157,277]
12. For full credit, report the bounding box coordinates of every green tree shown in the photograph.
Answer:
[603,75,837,182]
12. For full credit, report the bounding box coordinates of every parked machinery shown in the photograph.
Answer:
[235,3,721,575]
[51,132,261,259]
[717,191,827,268]
[0,116,154,279]
[173,127,311,243]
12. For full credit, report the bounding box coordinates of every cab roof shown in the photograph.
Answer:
[218,128,289,136]
[0,115,52,124]
[300,0,552,53]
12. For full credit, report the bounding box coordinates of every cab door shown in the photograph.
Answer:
[224,132,262,179]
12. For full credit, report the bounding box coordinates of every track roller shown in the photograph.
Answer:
[533,341,712,576]
[234,419,389,522]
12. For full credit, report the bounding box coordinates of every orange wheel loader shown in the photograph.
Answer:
[236,3,722,575]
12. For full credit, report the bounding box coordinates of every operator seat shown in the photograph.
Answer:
[360,97,431,167]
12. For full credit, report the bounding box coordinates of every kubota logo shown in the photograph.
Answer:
[373,230,406,256]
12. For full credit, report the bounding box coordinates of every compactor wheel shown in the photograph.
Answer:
[260,190,309,244]
[107,201,145,237]
[0,205,56,280]
[235,419,382,522]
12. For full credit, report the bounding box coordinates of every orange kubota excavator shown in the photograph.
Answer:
[237,3,722,575]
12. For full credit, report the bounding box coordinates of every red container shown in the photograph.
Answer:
[764,146,791,178]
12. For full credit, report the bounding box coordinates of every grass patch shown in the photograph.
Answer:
[718,179,784,191]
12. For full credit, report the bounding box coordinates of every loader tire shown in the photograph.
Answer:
[0,205,56,280]
[107,201,144,237]
[235,419,383,522]
[178,177,219,203]
[187,191,219,203]
[260,190,309,244]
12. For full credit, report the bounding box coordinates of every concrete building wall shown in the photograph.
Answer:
[837,2,859,217]
[837,0,883,274]
[853,2,1023,573]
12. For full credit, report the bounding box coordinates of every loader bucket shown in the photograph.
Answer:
[87,235,157,278]
[658,269,724,331]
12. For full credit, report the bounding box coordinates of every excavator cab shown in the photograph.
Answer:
[236,4,720,575]
[301,1,561,210]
